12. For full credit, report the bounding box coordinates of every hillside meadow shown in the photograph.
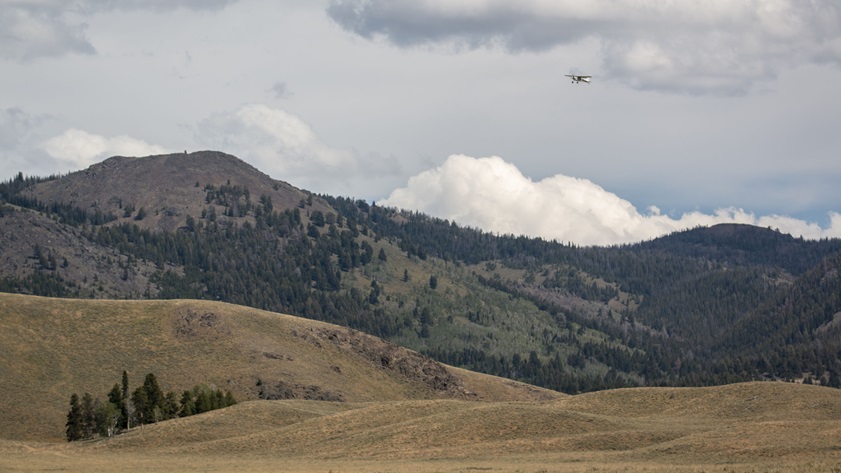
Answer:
[2,293,841,471]
[2,382,841,472]
[0,293,560,441]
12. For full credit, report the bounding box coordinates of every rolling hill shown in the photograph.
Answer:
[0,293,559,442]
[3,380,840,472]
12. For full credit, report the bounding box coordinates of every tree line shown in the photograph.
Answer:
[65,371,236,442]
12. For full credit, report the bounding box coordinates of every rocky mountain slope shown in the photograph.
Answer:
[23,151,330,232]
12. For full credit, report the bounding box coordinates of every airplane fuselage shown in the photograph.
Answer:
[566,74,591,84]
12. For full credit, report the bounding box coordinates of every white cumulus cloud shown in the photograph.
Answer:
[41,128,168,169]
[379,154,841,246]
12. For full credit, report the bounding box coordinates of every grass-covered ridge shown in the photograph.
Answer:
[0,293,559,441]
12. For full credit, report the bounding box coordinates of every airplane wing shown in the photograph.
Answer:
[565,74,592,83]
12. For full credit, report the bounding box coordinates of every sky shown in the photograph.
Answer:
[2,0,841,246]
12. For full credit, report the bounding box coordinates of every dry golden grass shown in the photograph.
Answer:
[3,382,841,472]
[3,293,841,472]
[0,293,559,442]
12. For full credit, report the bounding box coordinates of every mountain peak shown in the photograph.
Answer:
[27,151,323,231]
[639,222,831,275]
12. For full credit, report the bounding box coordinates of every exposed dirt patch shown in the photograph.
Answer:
[261,351,293,361]
[292,326,475,399]
[255,379,345,402]
[174,308,230,340]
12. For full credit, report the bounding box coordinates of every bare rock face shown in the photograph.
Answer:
[0,206,165,298]
[293,326,473,399]
[256,379,345,402]
[174,308,230,340]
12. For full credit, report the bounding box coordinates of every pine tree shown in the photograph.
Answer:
[213,390,225,410]
[131,388,149,426]
[162,392,179,420]
[80,393,96,439]
[195,390,212,414]
[107,383,125,431]
[179,390,196,417]
[121,370,131,429]
[224,390,237,407]
[132,373,165,424]
[142,373,164,414]
[65,393,83,442]
[828,369,841,388]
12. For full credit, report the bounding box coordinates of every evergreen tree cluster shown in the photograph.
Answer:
[65,371,236,442]
[425,347,635,394]
[0,271,72,297]
[0,173,117,226]
[179,385,238,417]
[81,195,403,338]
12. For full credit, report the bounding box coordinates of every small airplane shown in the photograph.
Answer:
[565,74,591,84]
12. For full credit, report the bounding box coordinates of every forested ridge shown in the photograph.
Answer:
[3,153,841,394]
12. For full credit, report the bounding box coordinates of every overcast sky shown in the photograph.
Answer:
[2,0,840,245]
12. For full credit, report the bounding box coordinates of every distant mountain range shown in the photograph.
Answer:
[3,151,841,392]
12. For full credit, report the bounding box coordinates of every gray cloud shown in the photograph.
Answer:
[194,104,401,186]
[0,107,49,148]
[327,0,841,95]
[270,81,291,100]
[0,0,236,61]
[326,1,591,51]
[0,4,95,61]
[77,1,236,13]
[0,107,59,176]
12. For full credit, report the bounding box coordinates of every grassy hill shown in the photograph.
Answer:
[3,382,840,472]
[3,265,841,471]
[0,293,559,442]
[119,382,841,460]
